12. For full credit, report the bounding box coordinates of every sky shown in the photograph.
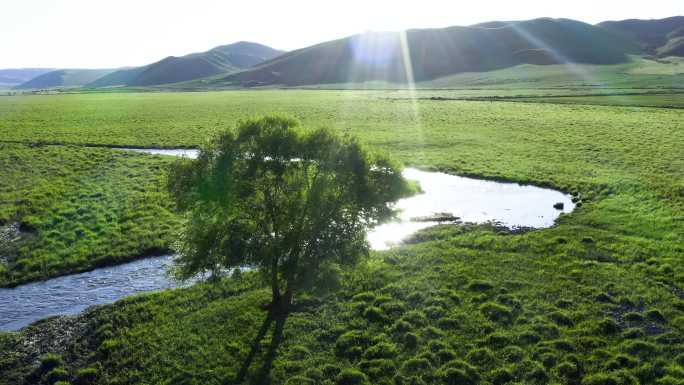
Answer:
[2,0,682,69]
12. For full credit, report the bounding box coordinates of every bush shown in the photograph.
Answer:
[74,367,99,385]
[336,331,372,359]
[437,360,479,385]
[549,311,573,326]
[479,302,513,323]
[403,332,419,349]
[336,369,368,385]
[466,348,496,367]
[285,375,316,385]
[467,280,494,292]
[39,353,64,372]
[623,340,658,357]
[363,342,398,359]
[401,358,432,374]
[597,318,621,334]
[363,306,388,323]
[46,367,70,384]
[556,361,582,382]
[490,368,514,384]
[359,359,396,379]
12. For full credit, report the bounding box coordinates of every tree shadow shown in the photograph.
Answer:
[232,312,288,385]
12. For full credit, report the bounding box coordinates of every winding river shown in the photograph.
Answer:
[0,148,574,331]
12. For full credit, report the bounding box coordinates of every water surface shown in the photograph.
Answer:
[0,148,574,331]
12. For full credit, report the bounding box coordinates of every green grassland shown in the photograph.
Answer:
[0,89,683,384]
[0,144,180,285]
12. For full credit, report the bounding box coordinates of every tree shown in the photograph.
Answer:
[167,116,410,313]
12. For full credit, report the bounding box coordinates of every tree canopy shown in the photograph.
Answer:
[167,116,410,310]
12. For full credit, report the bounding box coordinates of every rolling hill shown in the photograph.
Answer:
[208,18,635,87]
[14,69,116,90]
[599,16,684,57]
[0,68,55,88]
[89,41,283,87]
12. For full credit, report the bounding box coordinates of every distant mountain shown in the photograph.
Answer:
[599,16,684,57]
[210,18,634,87]
[0,68,54,88]
[90,41,283,87]
[15,69,116,89]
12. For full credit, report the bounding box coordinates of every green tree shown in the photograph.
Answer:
[168,116,409,312]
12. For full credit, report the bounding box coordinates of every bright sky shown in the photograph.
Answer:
[2,0,681,69]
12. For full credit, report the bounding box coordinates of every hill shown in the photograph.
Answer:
[209,18,634,87]
[14,69,116,90]
[599,16,684,56]
[90,41,283,87]
[0,68,54,88]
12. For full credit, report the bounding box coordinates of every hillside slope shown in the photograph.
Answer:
[212,18,633,87]
[0,68,55,88]
[14,69,116,90]
[90,41,283,87]
[599,16,684,57]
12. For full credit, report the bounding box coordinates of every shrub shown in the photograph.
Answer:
[490,368,514,385]
[525,362,549,384]
[646,309,667,323]
[466,348,496,367]
[501,346,525,362]
[427,340,447,353]
[39,353,64,372]
[597,318,621,334]
[605,354,638,370]
[437,316,460,330]
[623,340,658,357]
[363,306,388,323]
[467,280,494,292]
[518,331,542,345]
[404,332,419,349]
[549,311,573,326]
[380,301,406,317]
[46,367,70,384]
[401,311,428,327]
[336,369,368,385]
[437,360,479,385]
[485,332,512,348]
[335,331,372,358]
[424,305,446,320]
[363,342,398,359]
[359,359,396,379]
[556,361,582,382]
[285,375,316,385]
[479,302,513,323]
[623,312,644,322]
[401,358,432,374]
[322,364,341,379]
[391,320,413,334]
[436,349,457,364]
[289,345,311,360]
[74,367,99,385]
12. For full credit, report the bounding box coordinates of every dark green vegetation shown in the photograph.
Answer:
[0,68,54,88]
[599,17,684,57]
[0,89,682,384]
[215,18,635,87]
[168,116,410,310]
[15,69,116,90]
[89,42,283,88]
[0,144,180,286]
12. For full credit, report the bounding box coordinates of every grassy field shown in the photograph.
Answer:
[0,89,683,384]
[0,144,180,286]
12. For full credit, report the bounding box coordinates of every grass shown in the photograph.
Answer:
[0,144,180,286]
[0,89,682,384]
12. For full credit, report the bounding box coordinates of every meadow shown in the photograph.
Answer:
[0,89,683,384]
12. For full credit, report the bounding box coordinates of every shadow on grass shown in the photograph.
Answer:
[232,312,288,385]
